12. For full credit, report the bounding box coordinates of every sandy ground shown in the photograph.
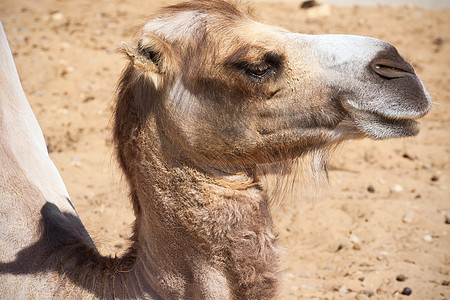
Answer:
[1,0,449,299]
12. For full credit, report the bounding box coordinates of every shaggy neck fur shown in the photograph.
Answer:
[102,64,280,299]
[128,131,279,300]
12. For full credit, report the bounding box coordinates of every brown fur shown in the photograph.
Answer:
[1,0,431,299]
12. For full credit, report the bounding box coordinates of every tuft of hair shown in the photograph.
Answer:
[259,144,342,209]
[159,0,254,21]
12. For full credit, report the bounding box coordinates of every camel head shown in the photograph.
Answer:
[117,0,431,170]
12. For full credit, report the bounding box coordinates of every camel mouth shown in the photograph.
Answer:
[364,111,421,137]
[342,99,423,139]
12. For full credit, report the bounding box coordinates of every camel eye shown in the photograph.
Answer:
[245,64,272,79]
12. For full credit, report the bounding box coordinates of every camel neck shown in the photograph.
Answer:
[119,141,281,299]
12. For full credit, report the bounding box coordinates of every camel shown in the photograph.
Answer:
[0,0,431,299]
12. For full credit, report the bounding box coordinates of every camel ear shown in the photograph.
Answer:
[120,34,174,88]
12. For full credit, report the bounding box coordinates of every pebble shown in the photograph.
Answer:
[402,212,414,224]
[431,175,439,181]
[423,234,433,242]
[396,274,407,281]
[367,185,375,193]
[349,234,362,250]
[376,254,388,261]
[338,285,348,294]
[363,289,374,297]
[51,12,65,22]
[83,96,95,103]
[391,184,404,193]
[442,280,449,286]
[401,287,412,296]
[353,271,365,281]
[402,153,414,160]
[300,0,317,9]
[434,37,445,46]
[445,217,450,224]
[71,156,82,168]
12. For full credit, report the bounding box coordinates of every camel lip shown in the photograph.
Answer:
[341,99,423,138]
[373,114,421,136]
[343,98,428,121]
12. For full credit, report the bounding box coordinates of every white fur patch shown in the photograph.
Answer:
[143,11,206,42]
[169,77,197,115]
[285,32,386,70]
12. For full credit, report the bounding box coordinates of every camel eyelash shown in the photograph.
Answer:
[244,53,283,80]
[224,48,284,82]
[244,63,273,79]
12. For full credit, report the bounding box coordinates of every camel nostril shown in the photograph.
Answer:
[371,58,415,79]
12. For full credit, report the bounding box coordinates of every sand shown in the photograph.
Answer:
[1,0,449,299]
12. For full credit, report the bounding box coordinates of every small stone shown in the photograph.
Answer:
[402,212,414,224]
[71,156,82,168]
[300,0,317,9]
[363,289,374,297]
[391,184,404,193]
[423,234,432,242]
[402,153,414,160]
[396,274,407,281]
[337,243,344,251]
[51,12,65,21]
[83,96,95,102]
[434,37,444,46]
[349,234,362,250]
[353,271,365,281]
[431,175,439,182]
[445,217,450,225]
[376,254,388,261]
[338,285,348,294]
[367,185,375,193]
[401,287,412,296]
[442,280,450,286]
